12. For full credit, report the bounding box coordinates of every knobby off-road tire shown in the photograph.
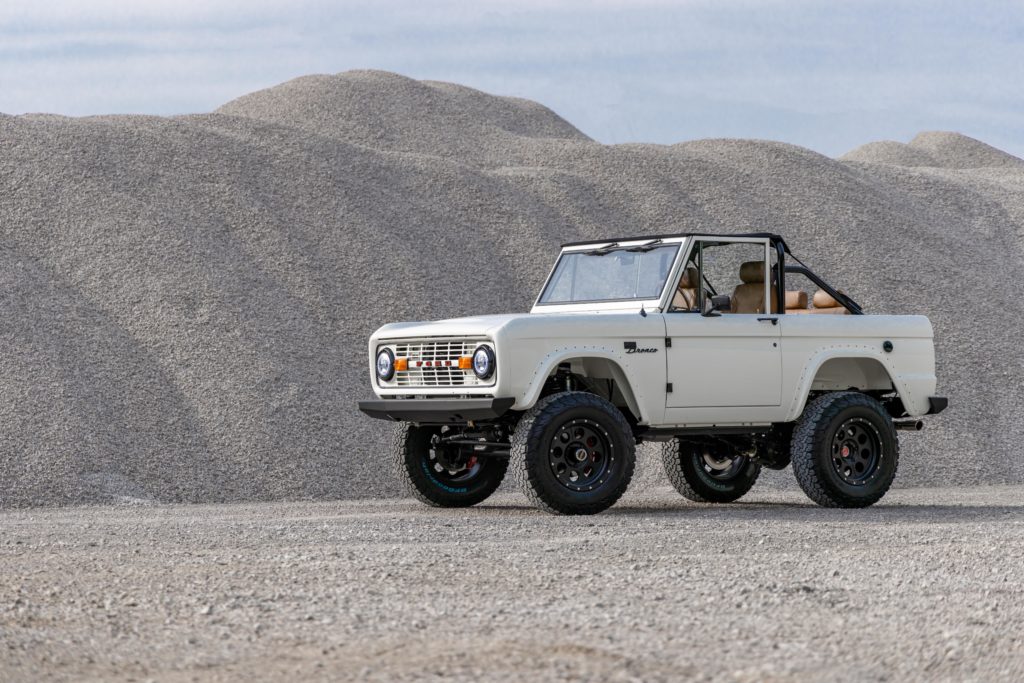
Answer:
[511,392,636,515]
[791,391,899,508]
[392,423,507,507]
[661,438,761,503]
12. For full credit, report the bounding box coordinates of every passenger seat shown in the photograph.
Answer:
[671,266,699,311]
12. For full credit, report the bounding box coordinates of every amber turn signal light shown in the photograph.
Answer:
[458,356,473,370]
[395,357,409,372]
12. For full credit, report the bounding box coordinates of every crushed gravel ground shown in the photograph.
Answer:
[2,70,1023,507]
[2,485,1022,682]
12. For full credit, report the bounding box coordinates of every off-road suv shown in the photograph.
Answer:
[359,233,946,514]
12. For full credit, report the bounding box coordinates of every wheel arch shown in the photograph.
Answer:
[518,350,644,424]
[786,349,913,421]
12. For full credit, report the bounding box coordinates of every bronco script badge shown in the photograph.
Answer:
[624,341,658,354]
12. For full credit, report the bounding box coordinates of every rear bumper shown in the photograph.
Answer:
[357,397,516,423]
[927,396,948,415]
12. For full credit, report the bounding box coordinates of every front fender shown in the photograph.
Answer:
[513,346,646,422]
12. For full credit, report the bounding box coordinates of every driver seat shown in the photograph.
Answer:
[731,261,778,314]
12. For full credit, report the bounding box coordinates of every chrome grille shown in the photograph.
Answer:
[388,338,492,387]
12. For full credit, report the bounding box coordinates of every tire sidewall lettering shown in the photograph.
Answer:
[419,458,470,494]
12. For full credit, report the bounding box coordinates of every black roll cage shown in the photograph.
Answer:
[663,232,863,315]
[770,238,863,315]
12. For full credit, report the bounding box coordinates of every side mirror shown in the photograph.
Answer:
[702,294,731,317]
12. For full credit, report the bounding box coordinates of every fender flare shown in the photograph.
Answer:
[516,347,645,422]
[785,346,914,421]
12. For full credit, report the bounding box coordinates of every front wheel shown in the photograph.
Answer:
[511,392,636,515]
[661,438,761,503]
[790,392,899,508]
[392,423,507,507]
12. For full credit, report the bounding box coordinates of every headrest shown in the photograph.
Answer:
[813,290,841,308]
[678,266,699,289]
[739,261,765,284]
[785,290,808,309]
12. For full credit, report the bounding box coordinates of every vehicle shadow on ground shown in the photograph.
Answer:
[457,498,1024,523]
[602,502,1024,523]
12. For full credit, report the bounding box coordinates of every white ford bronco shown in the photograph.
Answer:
[359,233,946,514]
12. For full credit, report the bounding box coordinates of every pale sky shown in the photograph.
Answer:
[1,0,1022,157]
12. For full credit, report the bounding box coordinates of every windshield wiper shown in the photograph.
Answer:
[583,242,621,256]
[626,239,663,252]
[583,239,663,256]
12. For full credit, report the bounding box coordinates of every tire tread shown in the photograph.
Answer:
[660,439,760,503]
[511,392,635,515]
[790,391,899,508]
[391,423,506,507]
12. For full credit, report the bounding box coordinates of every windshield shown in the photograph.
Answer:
[538,243,681,304]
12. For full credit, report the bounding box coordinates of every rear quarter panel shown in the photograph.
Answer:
[780,314,937,419]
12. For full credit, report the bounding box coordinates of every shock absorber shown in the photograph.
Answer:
[559,362,574,392]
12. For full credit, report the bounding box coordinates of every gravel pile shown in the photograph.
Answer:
[842,131,1024,169]
[2,70,1022,507]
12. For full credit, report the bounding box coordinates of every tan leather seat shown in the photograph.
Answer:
[730,261,778,314]
[671,266,699,311]
[785,290,809,310]
[802,290,850,315]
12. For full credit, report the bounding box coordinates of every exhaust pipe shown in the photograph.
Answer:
[894,420,924,431]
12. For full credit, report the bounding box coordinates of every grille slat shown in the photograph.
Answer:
[386,338,492,388]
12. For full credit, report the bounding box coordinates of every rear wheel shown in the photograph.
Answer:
[511,392,636,515]
[392,423,507,507]
[790,392,899,508]
[661,438,761,503]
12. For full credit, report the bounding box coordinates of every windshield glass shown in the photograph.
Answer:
[538,243,681,304]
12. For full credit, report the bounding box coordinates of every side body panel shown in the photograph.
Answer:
[663,314,782,414]
[656,313,935,427]
[778,314,936,419]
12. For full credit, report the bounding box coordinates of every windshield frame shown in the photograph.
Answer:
[532,237,690,312]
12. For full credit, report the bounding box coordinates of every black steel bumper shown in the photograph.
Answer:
[927,396,948,415]
[358,397,516,423]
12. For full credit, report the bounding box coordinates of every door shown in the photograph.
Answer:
[663,238,782,413]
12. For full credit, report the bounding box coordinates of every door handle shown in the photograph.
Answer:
[757,317,779,326]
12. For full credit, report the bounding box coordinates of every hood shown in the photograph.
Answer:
[373,313,529,340]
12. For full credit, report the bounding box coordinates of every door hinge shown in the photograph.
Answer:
[666,383,673,393]
[665,337,672,348]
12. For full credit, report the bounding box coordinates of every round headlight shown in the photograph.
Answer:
[376,348,395,381]
[472,345,495,380]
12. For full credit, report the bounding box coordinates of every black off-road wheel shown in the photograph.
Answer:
[661,438,761,503]
[791,392,899,508]
[510,392,636,515]
[392,423,507,507]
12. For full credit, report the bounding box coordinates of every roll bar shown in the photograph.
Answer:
[769,236,863,315]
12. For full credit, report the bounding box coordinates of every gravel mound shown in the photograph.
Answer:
[909,131,1024,169]
[840,140,941,167]
[842,131,1024,169]
[216,70,589,164]
[2,70,1023,507]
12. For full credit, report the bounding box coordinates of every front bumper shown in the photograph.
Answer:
[357,397,516,423]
